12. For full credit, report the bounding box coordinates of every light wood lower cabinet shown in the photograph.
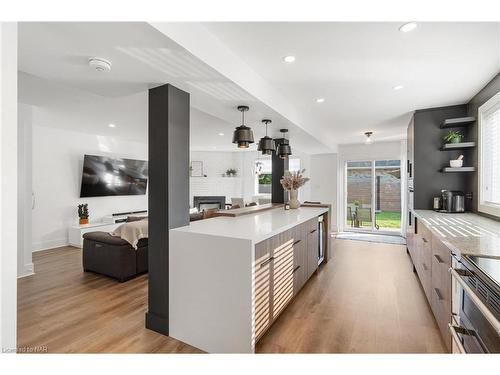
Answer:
[253,216,321,342]
[430,236,452,352]
[292,223,308,296]
[408,217,452,352]
[305,218,319,280]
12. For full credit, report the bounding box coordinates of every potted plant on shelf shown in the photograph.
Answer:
[443,130,463,144]
[226,168,237,177]
[78,204,89,225]
[280,169,310,209]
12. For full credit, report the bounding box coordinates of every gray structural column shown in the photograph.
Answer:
[146,84,190,335]
[271,139,289,203]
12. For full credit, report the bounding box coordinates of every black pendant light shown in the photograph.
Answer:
[276,129,292,159]
[232,105,254,149]
[257,119,275,155]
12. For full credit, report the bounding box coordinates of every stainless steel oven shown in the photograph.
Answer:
[449,253,500,353]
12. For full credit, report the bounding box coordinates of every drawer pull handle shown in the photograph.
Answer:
[448,324,466,354]
[293,239,301,245]
[434,288,443,301]
[422,237,428,243]
[450,267,500,336]
[310,229,317,234]
[260,257,274,268]
[293,265,301,273]
[422,263,428,271]
[433,254,444,264]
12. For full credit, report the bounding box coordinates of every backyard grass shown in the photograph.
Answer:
[375,211,401,228]
[346,210,401,229]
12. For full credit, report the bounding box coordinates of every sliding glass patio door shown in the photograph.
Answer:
[345,160,401,234]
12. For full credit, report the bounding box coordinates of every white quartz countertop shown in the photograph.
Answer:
[413,210,500,259]
[172,206,329,244]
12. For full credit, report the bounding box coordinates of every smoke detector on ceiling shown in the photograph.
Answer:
[88,57,112,72]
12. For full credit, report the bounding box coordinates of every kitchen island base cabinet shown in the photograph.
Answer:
[169,206,329,353]
[407,217,452,352]
[254,217,322,341]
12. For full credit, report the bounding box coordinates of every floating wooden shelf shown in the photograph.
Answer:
[440,116,476,129]
[440,142,476,151]
[440,167,476,173]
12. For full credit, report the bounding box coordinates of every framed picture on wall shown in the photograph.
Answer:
[190,161,204,177]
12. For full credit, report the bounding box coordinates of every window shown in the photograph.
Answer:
[478,91,500,217]
[254,158,301,195]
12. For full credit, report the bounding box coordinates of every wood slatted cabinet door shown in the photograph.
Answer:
[253,240,272,342]
[271,232,295,320]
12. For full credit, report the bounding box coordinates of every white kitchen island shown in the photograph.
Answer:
[169,205,330,353]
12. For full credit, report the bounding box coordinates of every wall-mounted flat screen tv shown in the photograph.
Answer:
[80,154,148,198]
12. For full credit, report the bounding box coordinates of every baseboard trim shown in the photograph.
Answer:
[32,239,68,252]
[18,262,34,278]
[145,311,169,336]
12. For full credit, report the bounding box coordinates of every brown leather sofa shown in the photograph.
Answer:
[82,232,148,282]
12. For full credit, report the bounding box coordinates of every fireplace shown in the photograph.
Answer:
[193,196,226,211]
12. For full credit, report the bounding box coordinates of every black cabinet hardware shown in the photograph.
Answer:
[434,288,443,301]
[293,239,301,245]
[293,265,301,273]
[434,254,444,264]
[260,257,274,268]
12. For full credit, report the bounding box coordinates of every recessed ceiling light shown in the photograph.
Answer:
[316,98,325,103]
[108,123,116,128]
[283,55,296,63]
[399,22,417,33]
[218,132,225,136]
[393,85,404,91]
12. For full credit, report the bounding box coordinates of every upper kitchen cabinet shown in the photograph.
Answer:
[407,104,475,210]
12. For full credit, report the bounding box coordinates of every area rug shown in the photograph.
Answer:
[335,232,407,245]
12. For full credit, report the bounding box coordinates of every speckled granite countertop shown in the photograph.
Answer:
[413,210,500,259]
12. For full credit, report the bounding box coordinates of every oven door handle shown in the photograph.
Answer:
[449,267,500,337]
[448,323,466,354]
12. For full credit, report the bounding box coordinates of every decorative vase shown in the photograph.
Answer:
[79,218,89,225]
[289,189,300,209]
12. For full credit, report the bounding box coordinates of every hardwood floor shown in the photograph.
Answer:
[17,246,201,353]
[256,239,446,353]
[17,240,445,353]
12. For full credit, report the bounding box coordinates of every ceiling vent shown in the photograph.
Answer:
[88,57,112,72]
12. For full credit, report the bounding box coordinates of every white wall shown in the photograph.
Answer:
[0,21,18,352]
[309,153,338,231]
[190,151,247,206]
[189,150,312,207]
[17,103,33,277]
[30,122,148,251]
[337,141,406,233]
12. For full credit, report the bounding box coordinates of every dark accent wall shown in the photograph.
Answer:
[413,105,470,209]
[271,139,289,203]
[146,84,190,336]
[466,73,500,216]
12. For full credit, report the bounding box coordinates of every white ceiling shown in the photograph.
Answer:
[201,22,500,145]
[18,22,500,152]
[18,22,331,153]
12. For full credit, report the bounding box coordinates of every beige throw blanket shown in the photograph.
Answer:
[112,219,148,250]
